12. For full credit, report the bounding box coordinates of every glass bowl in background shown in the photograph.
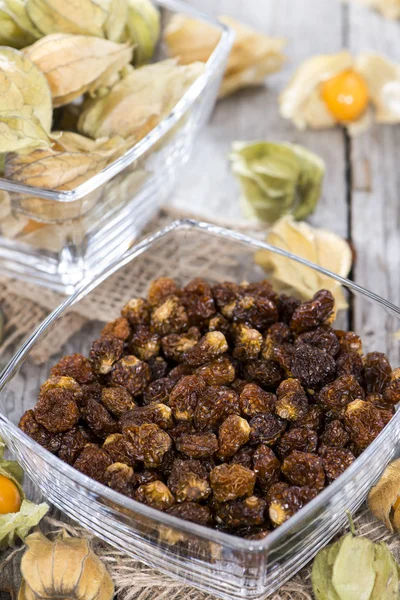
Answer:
[0,3,234,294]
[1,220,400,600]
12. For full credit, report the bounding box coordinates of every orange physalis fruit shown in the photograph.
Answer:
[0,473,22,514]
[320,69,369,122]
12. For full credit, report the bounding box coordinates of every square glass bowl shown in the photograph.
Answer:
[1,219,400,600]
[0,2,233,294]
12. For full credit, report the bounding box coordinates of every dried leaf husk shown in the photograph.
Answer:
[230,140,325,223]
[19,530,114,600]
[356,53,400,123]
[368,458,400,532]
[164,13,286,98]
[124,0,160,66]
[0,0,38,48]
[25,0,108,37]
[24,34,133,107]
[312,530,400,600]
[255,215,352,310]
[0,0,41,45]
[98,0,128,42]
[0,500,48,549]
[0,48,52,151]
[77,58,205,139]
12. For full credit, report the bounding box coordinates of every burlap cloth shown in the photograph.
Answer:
[0,206,398,600]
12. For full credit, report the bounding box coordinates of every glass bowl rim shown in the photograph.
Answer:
[0,0,235,203]
[1,218,399,553]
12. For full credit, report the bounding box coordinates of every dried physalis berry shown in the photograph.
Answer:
[121,297,151,325]
[176,432,218,459]
[50,353,95,384]
[211,281,239,319]
[335,329,363,355]
[74,445,113,484]
[295,326,340,357]
[290,289,335,334]
[195,356,235,386]
[34,387,80,433]
[167,502,212,525]
[101,317,131,341]
[291,343,336,389]
[344,399,385,451]
[276,427,318,459]
[319,420,349,448]
[58,427,88,465]
[233,324,263,361]
[195,385,241,430]
[252,444,280,488]
[147,277,179,307]
[90,336,124,375]
[239,383,276,417]
[150,295,188,336]
[110,355,151,396]
[161,328,200,362]
[215,496,267,529]
[103,433,135,466]
[242,359,283,389]
[210,464,256,502]
[167,459,211,503]
[363,352,392,394]
[233,294,278,331]
[183,331,228,367]
[318,374,364,417]
[319,446,355,483]
[383,368,400,406]
[123,423,172,468]
[292,405,324,432]
[168,374,206,421]
[275,378,308,421]
[101,387,136,418]
[249,413,286,446]
[208,313,230,335]
[19,410,61,453]
[267,482,312,526]
[80,397,117,439]
[217,415,250,460]
[135,481,175,511]
[119,404,173,430]
[278,294,301,324]
[181,277,216,324]
[105,463,135,496]
[130,326,161,361]
[281,450,325,490]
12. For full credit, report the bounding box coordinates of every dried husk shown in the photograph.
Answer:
[230,140,325,223]
[24,34,133,107]
[77,58,205,139]
[0,0,41,43]
[356,53,400,123]
[124,0,160,66]
[19,530,114,600]
[254,215,352,310]
[98,0,128,42]
[164,14,286,98]
[353,0,400,19]
[0,1,37,48]
[25,0,108,37]
[368,458,400,532]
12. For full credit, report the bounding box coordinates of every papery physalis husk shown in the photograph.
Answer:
[230,140,325,223]
[24,34,133,107]
[163,14,286,98]
[78,58,205,139]
[19,530,114,600]
[368,458,400,532]
[0,0,39,48]
[25,0,108,37]
[312,526,400,600]
[98,0,128,42]
[255,216,352,310]
[353,0,400,19]
[0,436,49,549]
[124,0,160,66]
[356,53,400,123]
[0,48,52,151]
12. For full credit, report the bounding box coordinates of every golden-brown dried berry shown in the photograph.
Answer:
[147,277,179,307]
[101,316,131,341]
[245,528,271,540]
[230,446,254,470]
[363,352,392,394]
[161,328,200,362]
[90,336,124,375]
[252,445,280,488]
[319,446,355,482]
[281,451,325,490]
[290,289,335,334]
[344,399,385,450]
[167,459,211,502]
[150,295,188,336]
[103,433,135,466]
[130,326,161,361]
[275,427,318,459]
[292,343,336,389]
[80,396,117,439]
[275,378,308,421]
[242,359,282,389]
[249,414,286,446]
[383,368,400,405]
[58,427,89,464]
[183,331,228,367]
[318,374,365,417]
[215,495,266,529]
[336,350,363,382]
[278,294,301,324]
[110,355,151,396]
[121,297,151,326]
[271,343,294,376]
[19,410,61,453]
[119,403,173,430]
[80,382,102,403]
[292,405,324,432]
[39,376,82,397]
[210,464,256,502]
[233,324,263,361]
[176,432,218,459]
[194,385,240,430]
[34,387,80,433]
[239,383,276,417]
[209,313,230,335]
[267,322,293,344]
[167,502,212,525]
[104,462,135,496]
[168,374,206,421]
[319,420,349,448]
[74,445,113,483]
[267,483,305,526]
[240,280,278,303]
[124,423,172,468]
[212,282,240,319]
[181,278,216,325]
[217,415,250,460]
[335,330,363,355]
[148,356,168,381]
[233,294,278,331]
[295,326,340,357]
[143,377,173,405]
[101,387,135,418]
[134,470,160,487]
[50,353,95,384]
[168,364,193,385]
[135,481,175,510]
[195,356,235,386]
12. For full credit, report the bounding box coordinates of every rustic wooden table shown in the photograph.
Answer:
[2,0,400,597]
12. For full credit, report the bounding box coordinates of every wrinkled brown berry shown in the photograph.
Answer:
[275,378,308,421]
[148,356,168,381]
[80,396,117,439]
[268,482,314,526]
[181,278,216,325]
[143,377,173,405]
[58,427,88,464]
[242,359,282,389]
[110,355,151,396]
[195,385,240,430]
[101,317,131,341]
[335,330,363,355]
[230,446,254,470]
[90,336,124,375]
[168,459,211,502]
[121,297,150,325]
[151,296,188,336]
[74,445,112,483]
[253,445,280,488]
[239,383,276,417]
[195,356,235,386]
[336,351,363,382]
[276,428,318,459]
[249,413,286,446]
[176,432,218,459]
[295,326,340,357]
[318,374,365,417]
[344,399,386,450]
[291,344,336,389]
[210,464,256,502]
[212,282,239,319]
[19,410,61,453]
[217,415,250,460]
[208,313,230,335]
[124,423,172,468]
[169,375,206,421]
[167,502,212,525]
[183,331,228,367]
[130,326,161,361]
[105,462,135,496]
[233,294,278,331]
[34,387,79,433]
[161,328,200,362]
[101,387,136,418]
[233,324,263,361]
[215,496,266,529]
[103,433,135,466]
[51,353,95,384]
[290,289,335,334]
[135,481,175,511]
[320,420,349,448]
[319,446,355,482]
[119,403,173,430]
[147,277,179,307]
[281,451,325,490]
[278,294,301,324]
[383,368,400,405]
[292,405,324,432]
[363,352,392,394]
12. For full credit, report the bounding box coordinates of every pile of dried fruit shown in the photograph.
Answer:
[19,278,399,538]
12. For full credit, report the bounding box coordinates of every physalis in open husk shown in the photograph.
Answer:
[230,140,325,223]
[255,215,352,310]
[368,458,400,532]
[19,530,114,600]
[163,14,286,98]
[280,50,400,134]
